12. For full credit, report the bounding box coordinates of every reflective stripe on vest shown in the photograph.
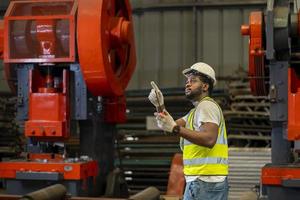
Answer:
[183,96,228,175]
[184,157,228,165]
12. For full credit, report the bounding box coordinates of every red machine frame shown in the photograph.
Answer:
[287,67,300,140]
[25,69,70,140]
[0,0,136,196]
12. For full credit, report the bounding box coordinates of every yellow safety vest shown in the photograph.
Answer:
[182,96,228,175]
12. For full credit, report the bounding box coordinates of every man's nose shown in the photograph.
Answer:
[185,82,191,87]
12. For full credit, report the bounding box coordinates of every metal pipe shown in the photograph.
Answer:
[129,186,160,200]
[20,184,67,200]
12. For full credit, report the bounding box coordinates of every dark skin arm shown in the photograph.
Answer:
[176,118,186,127]
[176,121,219,148]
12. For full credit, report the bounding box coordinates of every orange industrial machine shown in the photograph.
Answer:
[0,0,135,197]
[241,0,300,199]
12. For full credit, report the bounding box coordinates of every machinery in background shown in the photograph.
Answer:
[241,0,300,199]
[0,96,22,157]
[0,0,136,197]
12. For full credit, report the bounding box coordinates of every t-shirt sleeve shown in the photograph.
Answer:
[195,101,221,126]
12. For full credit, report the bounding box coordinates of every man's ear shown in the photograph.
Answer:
[202,83,209,92]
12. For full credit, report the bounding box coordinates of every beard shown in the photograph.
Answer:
[185,87,203,101]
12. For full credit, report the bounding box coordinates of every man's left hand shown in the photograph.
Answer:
[155,110,176,133]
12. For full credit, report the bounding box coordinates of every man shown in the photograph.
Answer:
[148,62,228,200]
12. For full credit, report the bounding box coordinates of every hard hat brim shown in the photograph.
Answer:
[182,68,194,77]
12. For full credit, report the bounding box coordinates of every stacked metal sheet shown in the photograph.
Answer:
[115,133,179,193]
[224,79,271,147]
[0,96,22,158]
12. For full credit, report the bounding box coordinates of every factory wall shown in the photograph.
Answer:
[128,0,265,90]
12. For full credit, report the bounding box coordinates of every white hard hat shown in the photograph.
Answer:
[182,62,217,86]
